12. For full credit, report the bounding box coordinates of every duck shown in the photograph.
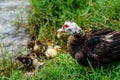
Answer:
[45,40,62,59]
[57,21,120,69]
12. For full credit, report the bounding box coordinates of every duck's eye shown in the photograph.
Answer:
[68,28,72,31]
[63,24,69,29]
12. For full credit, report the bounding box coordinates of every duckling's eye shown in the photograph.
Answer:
[63,24,69,29]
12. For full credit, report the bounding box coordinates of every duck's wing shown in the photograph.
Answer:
[85,28,114,39]
[84,28,114,47]
[92,31,120,62]
[90,28,114,36]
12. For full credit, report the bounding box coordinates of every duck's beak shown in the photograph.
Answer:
[57,27,65,32]
[57,28,65,38]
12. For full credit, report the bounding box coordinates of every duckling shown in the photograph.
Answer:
[57,30,68,39]
[30,55,44,73]
[16,56,33,66]
[27,39,35,51]
[34,40,47,57]
[16,53,44,72]
[45,40,62,58]
[27,39,42,51]
[57,31,65,39]
[27,39,47,57]
[33,40,42,52]
[46,40,54,49]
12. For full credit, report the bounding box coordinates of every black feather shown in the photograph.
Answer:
[87,36,100,47]
[17,56,33,66]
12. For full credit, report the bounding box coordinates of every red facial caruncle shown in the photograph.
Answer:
[63,24,69,29]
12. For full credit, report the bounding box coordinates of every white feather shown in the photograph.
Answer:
[103,34,113,42]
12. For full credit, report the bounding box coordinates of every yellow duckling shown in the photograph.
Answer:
[46,40,54,49]
[57,31,66,38]
[57,32,63,38]
[33,40,43,52]
[30,55,44,73]
[27,39,43,52]
[45,45,61,59]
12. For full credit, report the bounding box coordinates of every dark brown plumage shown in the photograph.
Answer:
[57,21,120,68]
[68,28,120,67]
[16,54,44,73]
[17,56,33,66]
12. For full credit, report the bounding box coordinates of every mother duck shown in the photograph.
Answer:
[57,21,120,68]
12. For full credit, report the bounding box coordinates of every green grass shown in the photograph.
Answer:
[0,0,120,79]
[1,54,120,80]
[28,0,120,37]
[27,0,120,49]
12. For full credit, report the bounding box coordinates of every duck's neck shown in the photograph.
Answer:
[67,34,84,58]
